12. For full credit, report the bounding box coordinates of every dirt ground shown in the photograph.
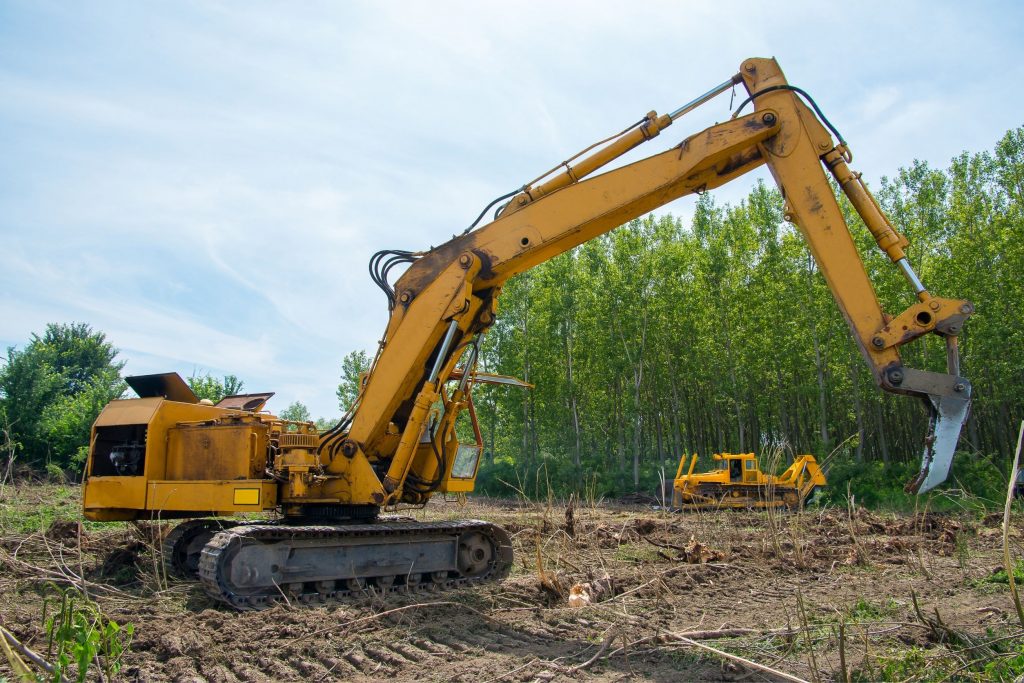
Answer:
[1,484,1023,682]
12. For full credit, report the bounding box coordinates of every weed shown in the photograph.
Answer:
[44,463,66,483]
[665,649,705,667]
[983,639,1024,681]
[954,530,972,573]
[846,485,869,567]
[762,446,786,561]
[43,584,134,682]
[852,646,933,682]
[796,589,821,683]
[973,558,1024,587]
[613,543,660,564]
[846,597,900,621]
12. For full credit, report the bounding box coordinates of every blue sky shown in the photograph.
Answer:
[2,1,1022,419]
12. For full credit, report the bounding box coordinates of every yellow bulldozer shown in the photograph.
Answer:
[671,452,827,510]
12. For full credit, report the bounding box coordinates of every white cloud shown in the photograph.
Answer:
[858,86,902,121]
[2,0,1022,417]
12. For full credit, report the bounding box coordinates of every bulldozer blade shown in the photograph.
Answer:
[905,390,971,494]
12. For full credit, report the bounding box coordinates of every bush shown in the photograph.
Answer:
[0,323,125,471]
[819,450,1008,511]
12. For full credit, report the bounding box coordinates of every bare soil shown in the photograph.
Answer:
[1,484,1022,682]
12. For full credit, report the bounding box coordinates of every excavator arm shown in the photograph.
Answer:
[317,57,972,507]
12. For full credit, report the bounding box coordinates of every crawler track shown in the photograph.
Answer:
[197,519,513,610]
[162,518,242,576]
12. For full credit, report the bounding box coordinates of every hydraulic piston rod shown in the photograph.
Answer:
[503,75,741,214]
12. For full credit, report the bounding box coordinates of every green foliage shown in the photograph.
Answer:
[976,558,1024,586]
[39,375,122,468]
[474,455,521,497]
[859,647,934,682]
[186,373,244,403]
[0,323,125,471]
[473,125,1024,501]
[820,450,1006,511]
[278,401,312,423]
[314,416,338,431]
[853,627,1024,682]
[337,349,370,412]
[846,597,900,621]
[43,585,133,682]
[985,639,1024,681]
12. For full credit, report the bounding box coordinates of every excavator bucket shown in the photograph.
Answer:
[907,390,972,494]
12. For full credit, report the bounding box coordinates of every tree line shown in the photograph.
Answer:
[470,126,1024,502]
[2,127,1020,504]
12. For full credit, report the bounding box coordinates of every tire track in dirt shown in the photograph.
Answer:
[228,660,272,681]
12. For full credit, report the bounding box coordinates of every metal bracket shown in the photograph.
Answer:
[871,298,973,350]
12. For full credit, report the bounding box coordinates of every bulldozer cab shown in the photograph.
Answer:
[713,453,753,483]
[729,458,742,482]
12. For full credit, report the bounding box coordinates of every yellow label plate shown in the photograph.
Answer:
[233,488,260,505]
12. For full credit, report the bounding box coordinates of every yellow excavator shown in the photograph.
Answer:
[671,453,827,510]
[82,58,973,609]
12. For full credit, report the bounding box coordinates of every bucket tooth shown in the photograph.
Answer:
[905,391,971,494]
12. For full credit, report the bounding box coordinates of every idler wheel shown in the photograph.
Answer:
[457,531,495,578]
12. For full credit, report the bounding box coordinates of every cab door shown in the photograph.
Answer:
[743,457,759,483]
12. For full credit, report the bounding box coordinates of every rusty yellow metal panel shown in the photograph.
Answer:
[147,480,276,512]
[165,422,267,480]
[83,476,148,513]
[148,401,248,480]
[443,477,476,493]
[93,397,162,427]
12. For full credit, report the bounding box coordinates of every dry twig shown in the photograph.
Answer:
[1,625,68,682]
[565,628,620,673]
[667,632,810,683]
[0,546,134,598]
[1003,420,1024,628]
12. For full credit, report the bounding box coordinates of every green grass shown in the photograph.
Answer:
[613,543,661,564]
[972,558,1024,588]
[0,482,123,536]
[851,646,948,682]
[0,483,82,534]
